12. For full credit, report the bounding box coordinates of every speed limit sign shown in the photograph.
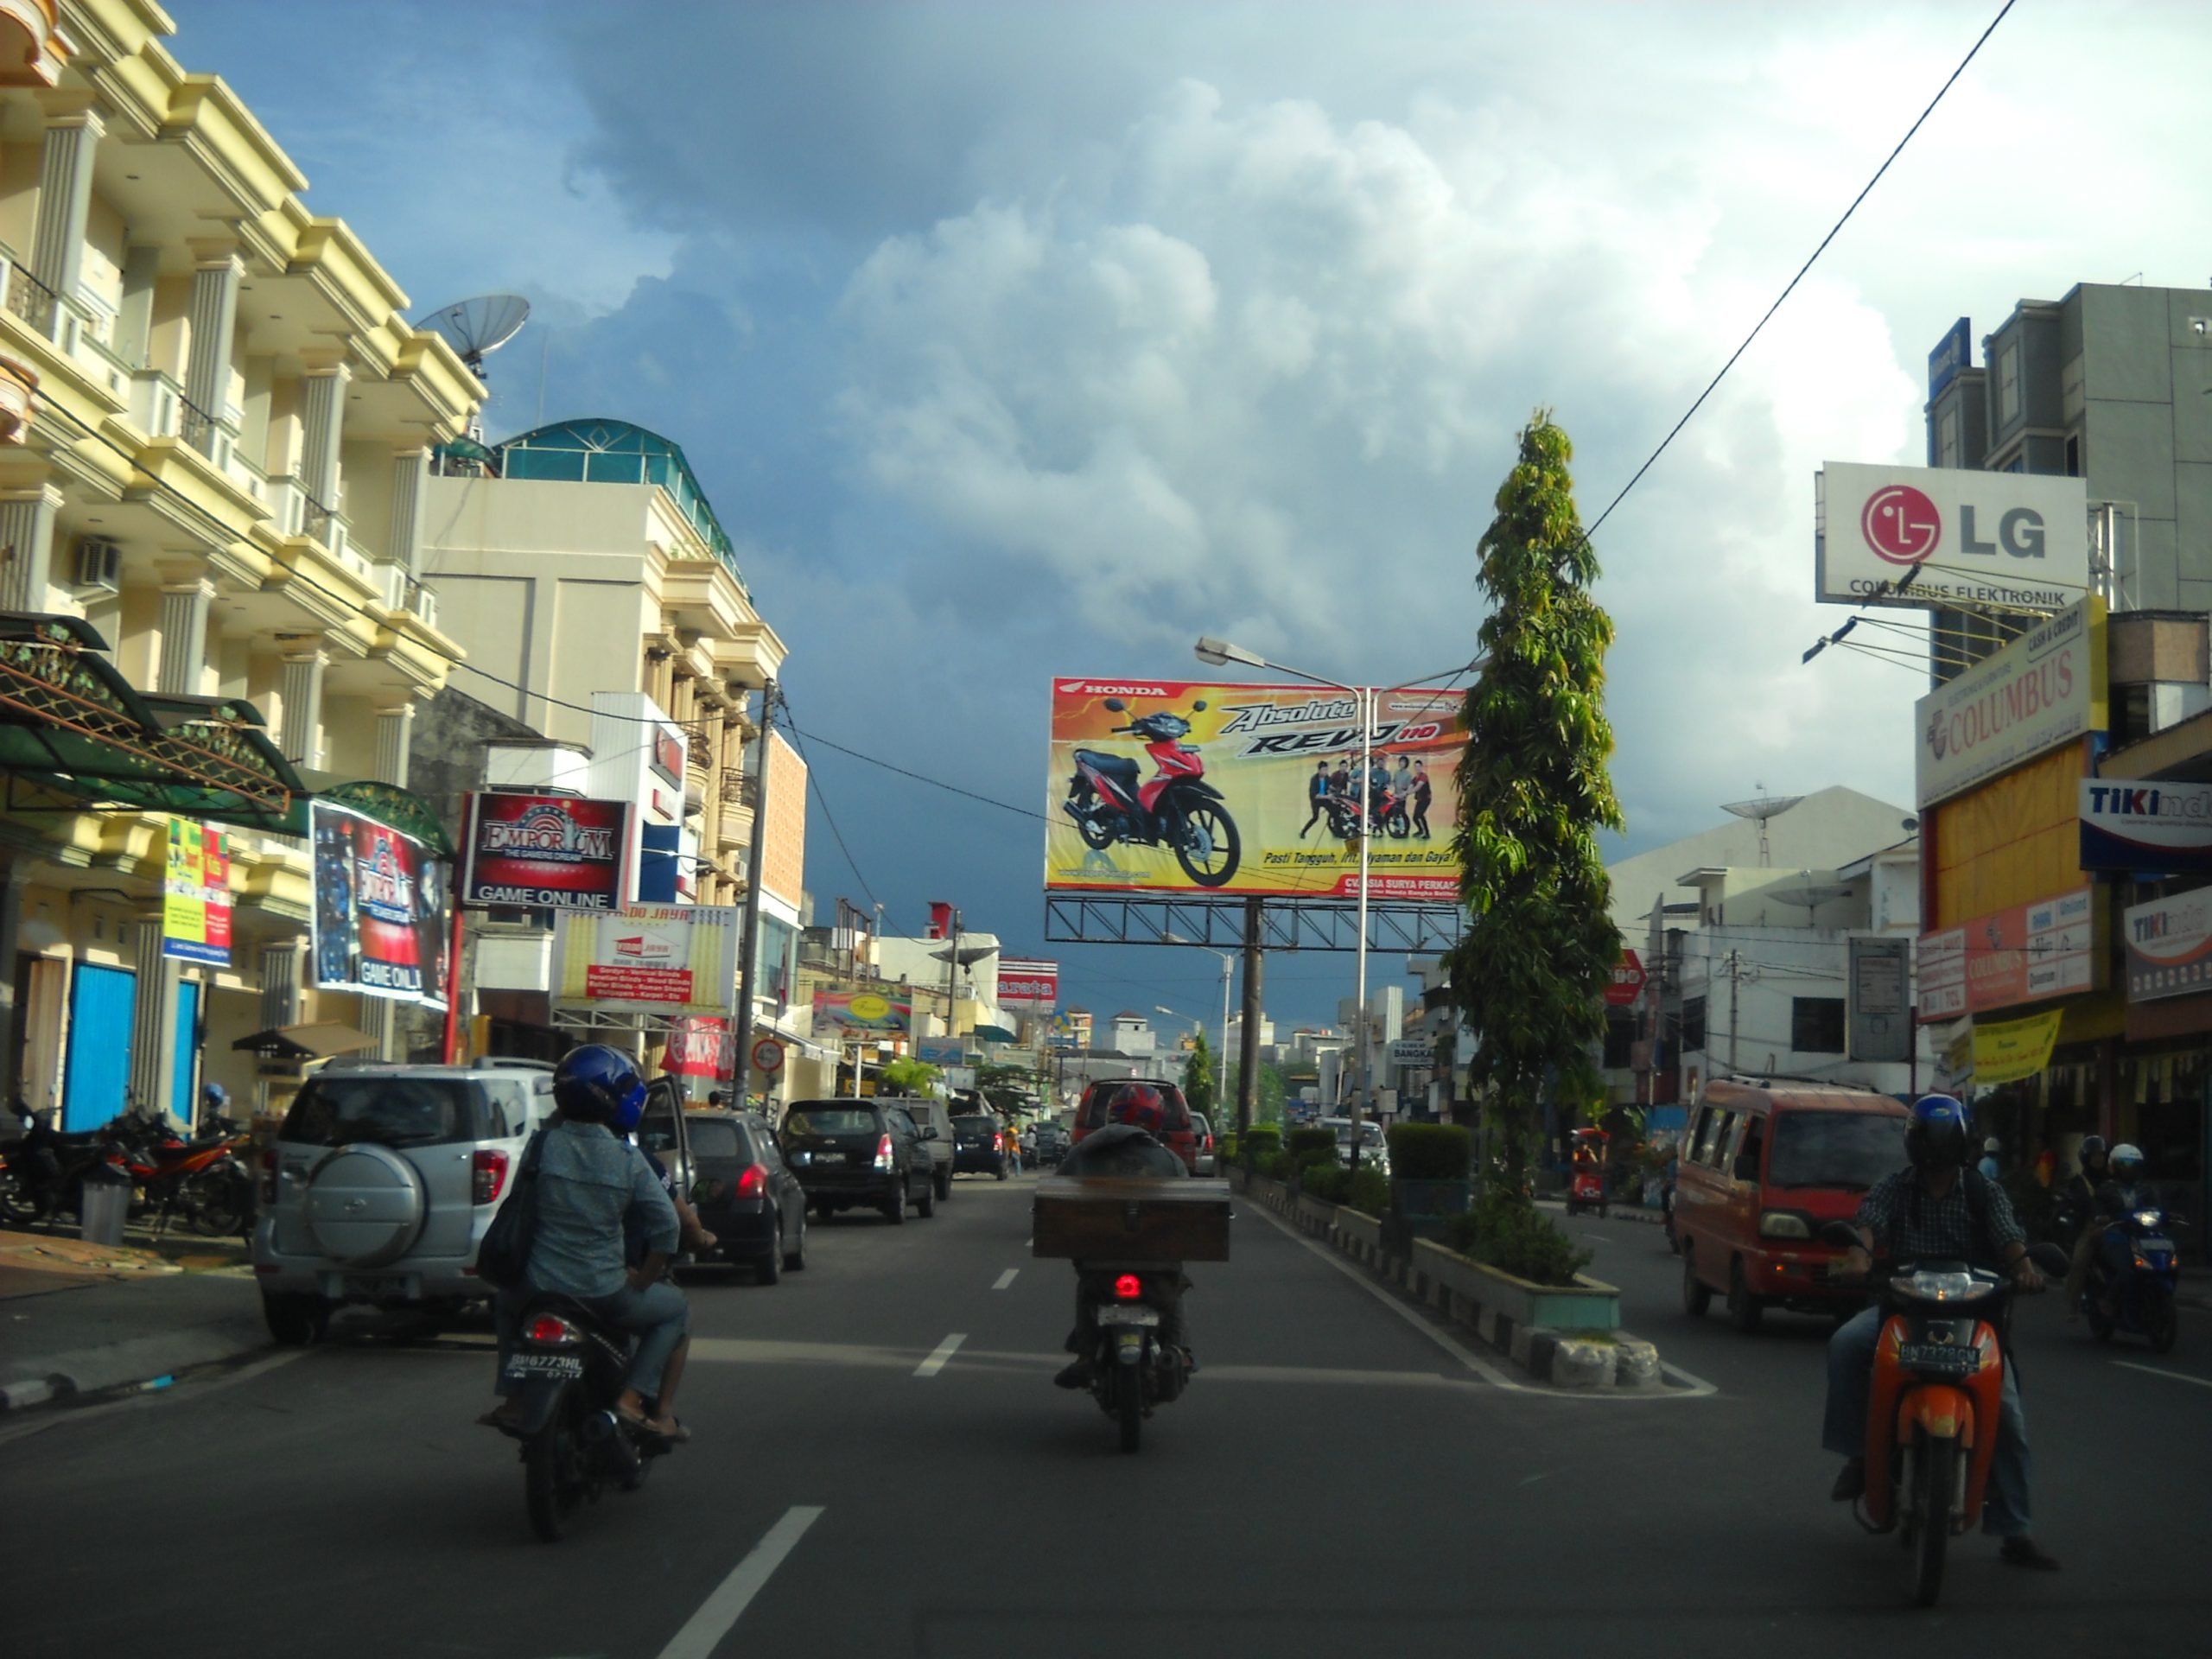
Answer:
[750,1035,785,1075]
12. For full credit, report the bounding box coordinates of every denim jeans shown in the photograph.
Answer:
[1822,1304,2032,1536]
[494,1278,690,1402]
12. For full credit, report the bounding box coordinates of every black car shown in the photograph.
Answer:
[1028,1122,1071,1167]
[781,1100,938,1224]
[683,1110,807,1284]
[950,1113,1007,1179]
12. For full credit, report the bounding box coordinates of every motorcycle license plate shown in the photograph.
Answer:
[501,1351,584,1383]
[1096,1306,1160,1328]
[1897,1341,1980,1376]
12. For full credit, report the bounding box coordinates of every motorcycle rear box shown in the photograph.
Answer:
[1031,1176,1232,1262]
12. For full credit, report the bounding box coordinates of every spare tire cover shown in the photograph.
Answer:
[305,1144,428,1268]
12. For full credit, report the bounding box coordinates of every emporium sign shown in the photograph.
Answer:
[1914,599,2105,810]
[461,792,632,911]
[2079,779,2212,874]
[2122,889,2212,1004]
[1917,887,2094,1020]
[1815,461,2089,611]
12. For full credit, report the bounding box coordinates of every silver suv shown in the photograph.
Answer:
[253,1060,556,1343]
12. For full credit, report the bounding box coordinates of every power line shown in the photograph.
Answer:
[770,695,883,918]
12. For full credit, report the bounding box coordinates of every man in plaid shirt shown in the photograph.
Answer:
[1823,1094,2058,1571]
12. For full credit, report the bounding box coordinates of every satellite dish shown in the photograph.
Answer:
[417,293,531,377]
[1722,785,1805,867]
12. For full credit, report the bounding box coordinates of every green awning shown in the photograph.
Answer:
[300,775,456,856]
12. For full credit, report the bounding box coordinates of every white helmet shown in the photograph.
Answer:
[2110,1142,2145,1175]
[1982,1137,2001,1154]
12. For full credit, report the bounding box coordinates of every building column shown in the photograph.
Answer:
[0,480,60,611]
[181,245,243,454]
[278,637,327,768]
[389,448,429,577]
[256,941,300,1117]
[373,705,413,787]
[129,912,180,1123]
[299,360,350,514]
[156,567,215,696]
[29,106,102,322]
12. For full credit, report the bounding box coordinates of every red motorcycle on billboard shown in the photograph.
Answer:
[1062,698,1241,887]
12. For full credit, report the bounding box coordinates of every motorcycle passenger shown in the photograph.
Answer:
[2058,1135,2110,1313]
[1052,1083,1191,1390]
[484,1045,693,1441]
[1822,1094,2057,1571]
[1977,1136,2002,1181]
[2072,1143,2156,1318]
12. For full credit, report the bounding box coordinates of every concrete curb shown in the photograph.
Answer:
[0,1319,269,1410]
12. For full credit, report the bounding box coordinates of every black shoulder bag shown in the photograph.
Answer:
[475,1128,550,1290]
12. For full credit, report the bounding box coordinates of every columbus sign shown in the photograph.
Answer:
[1914,599,2106,810]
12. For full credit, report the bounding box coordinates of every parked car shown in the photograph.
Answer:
[1071,1078,1198,1172]
[1028,1122,1071,1167]
[1675,1078,1910,1332]
[1190,1113,1217,1176]
[950,1113,1007,1178]
[683,1109,807,1284]
[896,1096,957,1199]
[252,1060,558,1343]
[781,1100,938,1223]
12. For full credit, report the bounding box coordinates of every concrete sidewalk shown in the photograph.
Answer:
[0,1229,267,1410]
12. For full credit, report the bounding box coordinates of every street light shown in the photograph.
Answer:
[1166,930,1235,1111]
[1192,635,1482,1160]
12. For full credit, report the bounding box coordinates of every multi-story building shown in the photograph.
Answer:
[0,2,478,1126]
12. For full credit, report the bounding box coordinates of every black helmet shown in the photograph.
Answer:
[2079,1134,2107,1166]
[554,1044,646,1131]
[1904,1094,1970,1169]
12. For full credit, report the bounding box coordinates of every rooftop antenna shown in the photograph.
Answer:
[417,293,531,440]
[1768,869,1853,923]
[1722,784,1803,867]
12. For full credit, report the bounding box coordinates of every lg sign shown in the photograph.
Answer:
[1859,482,2047,567]
[1817,461,2087,611]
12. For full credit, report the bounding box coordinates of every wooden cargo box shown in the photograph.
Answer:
[1031,1176,1233,1263]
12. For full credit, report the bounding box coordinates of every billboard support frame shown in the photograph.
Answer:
[1044,893,1463,954]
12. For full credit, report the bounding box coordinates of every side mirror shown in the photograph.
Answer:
[921,1126,938,1140]
[1732,1154,1759,1181]
[1817,1219,1862,1251]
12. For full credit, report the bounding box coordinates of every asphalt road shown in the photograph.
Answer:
[3,1176,2206,1657]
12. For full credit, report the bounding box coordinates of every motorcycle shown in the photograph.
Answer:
[1821,1221,2068,1608]
[1084,1268,1192,1454]
[105,1116,255,1237]
[2082,1203,2184,1352]
[493,1296,672,1541]
[1063,698,1240,887]
[0,1119,122,1228]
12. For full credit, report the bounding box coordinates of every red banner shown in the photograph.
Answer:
[663,1016,734,1080]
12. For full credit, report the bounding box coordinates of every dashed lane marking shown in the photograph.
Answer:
[655,1504,823,1659]
[993,1269,1019,1291]
[2113,1360,2212,1390]
[914,1333,966,1377]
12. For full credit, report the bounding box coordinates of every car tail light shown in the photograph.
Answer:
[873,1133,895,1172]
[258,1147,278,1206]
[524,1313,582,1344]
[1114,1274,1143,1300]
[736,1164,768,1199]
[993,1131,1003,1152]
[472,1148,512,1205]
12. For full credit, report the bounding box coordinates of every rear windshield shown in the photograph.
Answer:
[1768,1110,1904,1192]
[953,1116,996,1136]
[686,1119,744,1160]
[1080,1084,1192,1128]
[787,1109,878,1136]
[282,1077,496,1147]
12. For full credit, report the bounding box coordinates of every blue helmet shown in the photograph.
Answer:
[202,1082,228,1108]
[1906,1093,1970,1169]
[554,1044,646,1132]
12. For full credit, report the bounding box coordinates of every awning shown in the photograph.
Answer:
[972,1024,1020,1044]
[296,773,456,856]
[231,1021,377,1062]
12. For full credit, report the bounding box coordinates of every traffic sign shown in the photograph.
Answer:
[1605,949,1646,1007]
[750,1034,785,1074]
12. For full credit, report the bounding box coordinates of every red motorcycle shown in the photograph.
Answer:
[105,1115,254,1236]
[1063,697,1241,887]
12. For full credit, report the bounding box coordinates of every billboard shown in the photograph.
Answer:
[1847,936,1911,1063]
[997,958,1059,1007]
[1914,599,2105,809]
[1046,677,1465,900]
[812,989,912,1035]
[1972,1008,2063,1085]
[1815,461,2089,610]
[552,905,741,1014]
[1916,886,2094,1021]
[2122,889,2212,1003]
[663,1015,734,1080]
[162,818,232,967]
[311,803,448,1006]
[2081,779,2212,874]
[461,792,632,912]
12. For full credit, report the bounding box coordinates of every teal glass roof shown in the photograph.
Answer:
[494,418,747,594]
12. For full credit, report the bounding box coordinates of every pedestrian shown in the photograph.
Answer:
[1411,763,1433,840]
[1299,760,1331,838]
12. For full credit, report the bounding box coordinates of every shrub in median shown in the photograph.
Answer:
[1446,1188,1593,1287]
[1300,1162,1351,1205]
[1240,1127,1282,1172]
[1386,1122,1471,1180]
[1286,1128,1336,1167]
[1348,1166,1391,1216]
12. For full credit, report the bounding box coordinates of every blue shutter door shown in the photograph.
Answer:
[171,979,201,1125]
[63,962,136,1131]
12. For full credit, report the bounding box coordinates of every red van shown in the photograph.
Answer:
[1675,1078,1910,1332]
[1070,1077,1198,1173]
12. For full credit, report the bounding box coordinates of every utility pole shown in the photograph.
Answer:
[728,677,776,1112]
[1237,897,1264,1137]
[1727,948,1740,1077]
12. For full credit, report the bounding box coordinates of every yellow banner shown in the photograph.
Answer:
[1971,1009,2063,1086]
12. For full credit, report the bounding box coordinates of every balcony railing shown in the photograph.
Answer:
[679,721,718,775]
[720,769,757,809]
[0,255,58,337]
[178,388,226,460]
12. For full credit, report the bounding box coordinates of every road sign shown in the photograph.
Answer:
[1605,949,1646,1007]
[750,1034,785,1074]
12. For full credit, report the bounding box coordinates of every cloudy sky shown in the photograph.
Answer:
[180,0,2209,1033]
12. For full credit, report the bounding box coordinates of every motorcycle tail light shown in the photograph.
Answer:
[736,1164,768,1199]
[472,1149,511,1205]
[873,1134,895,1172]
[258,1147,278,1206]
[524,1314,582,1344]
[1114,1274,1143,1301]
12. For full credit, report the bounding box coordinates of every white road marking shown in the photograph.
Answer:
[2113,1359,2212,1390]
[993,1268,1019,1291]
[656,1504,823,1659]
[914,1333,966,1376]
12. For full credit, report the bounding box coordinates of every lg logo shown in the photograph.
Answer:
[1860,484,2048,567]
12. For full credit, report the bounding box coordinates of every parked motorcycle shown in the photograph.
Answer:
[105,1117,255,1237]
[1063,698,1240,887]
[2082,1203,2184,1352]
[0,1117,121,1228]
[493,1297,671,1541]
[1084,1268,1192,1453]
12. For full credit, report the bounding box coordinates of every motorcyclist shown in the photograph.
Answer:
[2071,1143,2157,1318]
[2057,1135,2109,1313]
[1977,1136,2002,1181]
[483,1045,693,1440]
[1052,1083,1191,1390]
[1822,1093,2057,1571]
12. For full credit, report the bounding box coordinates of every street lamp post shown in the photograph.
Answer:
[1167,931,1234,1115]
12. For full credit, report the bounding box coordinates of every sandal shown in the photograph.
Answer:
[477,1406,524,1430]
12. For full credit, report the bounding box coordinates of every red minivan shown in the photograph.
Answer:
[1070,1077,1198,1173]
[1675,1078,1909,1332]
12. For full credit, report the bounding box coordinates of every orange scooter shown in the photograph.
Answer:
[1823,1221,2066,1606]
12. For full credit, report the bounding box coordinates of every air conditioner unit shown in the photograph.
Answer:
[72,537,123,593]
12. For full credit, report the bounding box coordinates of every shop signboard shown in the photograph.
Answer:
[2121,888,2212,1003]
[1927,317,1973,399]
[2079,779,2212,874]
[461,792,632,912]
[552,905,741,1014]
[1045,677,1467,900]
[1970,1009,2063,1086]
[1389,1039,1433,1067]
[1815,461,2090,611]
[1914,599,2106,809]
[310,803,448,1007]
[1847,936,1911,1063]
[812,989,912,1036]
[1916,887,2094,1020]
[162,818,232,967]
[996,958,1058,1007]
[663,1015,734,1080]
[916,1037,965,1066]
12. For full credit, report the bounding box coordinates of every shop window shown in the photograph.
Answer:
[1792,997,1847,1054]
[1681,996,1707,1052]
[1603,1012,1634,1070]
